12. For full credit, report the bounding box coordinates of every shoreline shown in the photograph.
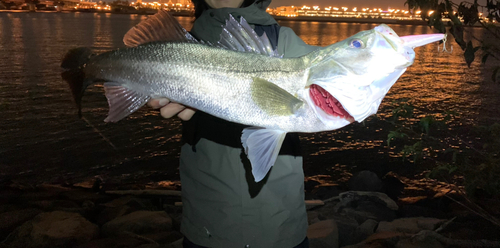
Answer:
[272,15,427,25]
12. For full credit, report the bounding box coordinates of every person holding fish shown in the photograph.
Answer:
[148,0,316,247]
[61,0,444,245]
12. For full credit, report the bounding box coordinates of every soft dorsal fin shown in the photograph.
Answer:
[218,15,281,57]
[123,10,197,47]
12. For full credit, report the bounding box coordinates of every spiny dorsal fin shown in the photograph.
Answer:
[123,10,197,47]
[251,77,303,116]
[218,15,281,57]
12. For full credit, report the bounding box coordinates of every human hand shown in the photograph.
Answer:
[147,98,196,121]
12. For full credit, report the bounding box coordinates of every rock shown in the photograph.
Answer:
[30,199,81,211]
[348,171,382,192]
[326,213,359,247]
[97,196,150,225]
[74,236,148,248]
[307,210,321,225]
[352,219,378,244]
[312,184,342,200]
[307,219,339,248]
[0,208,42,239]
[398,204,449,219]
[334,191,397,224]
[135,244,160,248]
[4,211,99,248]
[101,210,172,237]
[340,201,396,223]
[377,217,445,234]
[167,238,184,248]
[338,191,399,211]
[395,234,444,248]
[342,232,407,248]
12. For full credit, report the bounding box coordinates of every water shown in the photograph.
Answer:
[0,12,498,185]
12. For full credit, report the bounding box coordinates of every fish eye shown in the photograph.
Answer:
[349,39,364,49]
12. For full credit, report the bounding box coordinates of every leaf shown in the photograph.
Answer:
[387,131,408,147]
[420,116,435,134]
[464,41,478,67]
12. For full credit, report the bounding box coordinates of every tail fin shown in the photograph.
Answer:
[61,47,94,118]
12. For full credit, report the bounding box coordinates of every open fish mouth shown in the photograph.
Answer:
[309,84,353,120]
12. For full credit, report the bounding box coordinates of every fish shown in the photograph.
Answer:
[61,10,445,182]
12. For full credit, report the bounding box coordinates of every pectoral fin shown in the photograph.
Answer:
[251,78,303,116]
[241,128,287,182]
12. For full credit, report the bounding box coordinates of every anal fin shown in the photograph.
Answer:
[241,127,287,182]
[104,83,150,122]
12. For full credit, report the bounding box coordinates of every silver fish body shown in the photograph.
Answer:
[85,42,334,132]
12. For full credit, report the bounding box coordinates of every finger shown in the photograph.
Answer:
[160,103,186,119]
[147,98,169,109]
[177,108,196,121]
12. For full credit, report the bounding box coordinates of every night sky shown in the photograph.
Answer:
[269,0,409,9]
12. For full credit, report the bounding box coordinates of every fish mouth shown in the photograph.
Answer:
[309,84,354,121]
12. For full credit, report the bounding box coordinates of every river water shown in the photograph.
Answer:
[0,12,498,186]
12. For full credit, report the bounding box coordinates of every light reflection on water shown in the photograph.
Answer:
[0,12,498,184]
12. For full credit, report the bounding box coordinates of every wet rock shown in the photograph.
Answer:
[348,171,382,192]
[307,219,339,248]
[4,211,99,248]
[376,217,445,234]
[0,208,42,239]
[101,210,172,237]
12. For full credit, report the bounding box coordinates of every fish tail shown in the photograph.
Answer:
[61,47,94,118]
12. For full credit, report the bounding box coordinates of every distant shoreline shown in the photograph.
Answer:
[0,9,428,25]
[272,15,427,25]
